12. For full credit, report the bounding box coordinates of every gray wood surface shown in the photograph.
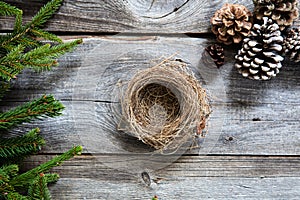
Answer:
[1,0,299,33]
[4,37,300,155]
[3,36,299,198]
[23,155,300,199]
[1,0,300,199]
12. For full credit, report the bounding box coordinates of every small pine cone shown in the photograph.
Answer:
[211,3,253,45]
[235,17,284,80]
[205,44,225,68]
[253,0,299,31]
[283,28,300,62]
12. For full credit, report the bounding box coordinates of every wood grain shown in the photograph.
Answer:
[48,177,300,199]
[1,0,299,33]
[1,0,300,197]
[1,37,299,156]
[22,155,300,199]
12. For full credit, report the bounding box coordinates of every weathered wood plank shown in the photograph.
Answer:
[47,177,300,199]
[23,155,300,199]
[2,0,299,33]
[5,100,299,155]
[23,155,300,178]
[3,36,300,103]
[1,36,299,155]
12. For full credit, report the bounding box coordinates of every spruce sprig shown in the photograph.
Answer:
[0,95,65,130]
[29,0,63,29]
[0,0,82,81]
[0,39,81,80]
[10,146,83,187]
[0,146,82,199]
[28,173,51,200]
[0,0,82,199]
[0,128,45,161]
[0,2,22,17]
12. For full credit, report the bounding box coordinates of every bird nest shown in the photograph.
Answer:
[118,58,211,153]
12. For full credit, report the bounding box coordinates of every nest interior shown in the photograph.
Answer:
[119,58,211,153]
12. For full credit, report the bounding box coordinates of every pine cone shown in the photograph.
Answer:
[283,28,300,62]
[253,0,299,31]
[205,44,225,68]
[235,17,284,80]
[211,3,253,45]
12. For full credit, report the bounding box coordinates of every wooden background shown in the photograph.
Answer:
[1,0,300,199]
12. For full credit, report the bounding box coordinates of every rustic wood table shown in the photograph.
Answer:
[2,0,300,199]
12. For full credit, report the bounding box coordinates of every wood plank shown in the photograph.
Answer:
[23,155,300,178]
[2,36,299,103]
[1,36,299,155]
[5,101,300,155]
[1,0,299,33]
[47,177,300,199]
[22,155,300,199]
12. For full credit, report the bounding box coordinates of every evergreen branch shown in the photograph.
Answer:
[10,146,82,187]
[0,2,22,17]
[29,28,63,43]
[0,27,32,51]
[28,0,63,29]
[44,173,60,184]
[0,165,18,179]
[0,128,45,160]
[0,39,82,81]
[0,44,24,80]
[23,39,82,72]
[5,192,29,200]
[0,165,18,198]
[0,95,65,130]
[14,11,23,32]
[28,173,51,200]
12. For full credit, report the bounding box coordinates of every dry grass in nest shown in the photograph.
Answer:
[119,58,211,153]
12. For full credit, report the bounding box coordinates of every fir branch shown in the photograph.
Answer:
[0,165,18,198]
[0,27,31,50]
[28,0,63,29]
[0,95,64,130]
[29,28,63,43]
[0,128,45,161]
[0,39,82,81]
[5,192,28,200]
[10,146,82,187]
[0,0,69,55]
[23,39,82,72]
[28,173,51,200]
[0,165,18,179]
[0,2,22,17]
[44,173,60,184]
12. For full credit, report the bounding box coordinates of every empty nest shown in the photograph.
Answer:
[119,58,211,153]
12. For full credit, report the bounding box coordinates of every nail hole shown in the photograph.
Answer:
[252,117,261,121]
[141,171,151,186]
[225,136,234,142]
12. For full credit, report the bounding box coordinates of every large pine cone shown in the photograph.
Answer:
[283,28,300,62]
[211,3,253,45]
[235,17,284,80]
[253,0,299,31]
